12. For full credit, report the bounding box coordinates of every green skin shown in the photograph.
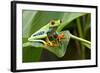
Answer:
[28,20,61,45]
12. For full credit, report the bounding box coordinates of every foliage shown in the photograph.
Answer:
[22,10,91,62]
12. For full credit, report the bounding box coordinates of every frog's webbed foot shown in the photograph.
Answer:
[45,37,57,47]
[38,38,53,46]
[51,41,57,46]
[48,41,57,47]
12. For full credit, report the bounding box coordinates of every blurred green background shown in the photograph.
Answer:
[22,10,91,63]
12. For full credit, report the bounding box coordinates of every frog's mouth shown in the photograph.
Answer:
[28,37,32,41]
[50,24,60,28]
[50,25,58,28]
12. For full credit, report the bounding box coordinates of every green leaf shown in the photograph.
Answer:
[22,10,90,62]
[22,10,37,38]
[23,31,71,58]
[23,46,42,62]
[57,13,87,31]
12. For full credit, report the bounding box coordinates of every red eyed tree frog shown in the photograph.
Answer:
[28,19,64,46]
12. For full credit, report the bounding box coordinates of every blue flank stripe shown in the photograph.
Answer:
[33,31,45,36]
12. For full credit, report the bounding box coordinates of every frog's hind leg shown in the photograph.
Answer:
[45,37,53,46]
[29,40,47,46]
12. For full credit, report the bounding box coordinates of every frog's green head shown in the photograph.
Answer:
[49,19,62,28]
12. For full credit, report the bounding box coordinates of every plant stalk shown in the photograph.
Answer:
[76,18,85,59]
[70,34,91,45]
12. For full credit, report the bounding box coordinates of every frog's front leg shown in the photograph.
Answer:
[46,37,53,46]
[29,38,55,46]
[56,33,64,41]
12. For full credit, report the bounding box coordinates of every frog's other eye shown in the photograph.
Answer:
[50,20,55,25]
[60,20,62,23]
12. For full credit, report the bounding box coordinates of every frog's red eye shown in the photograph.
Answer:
[51,20,55,25]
